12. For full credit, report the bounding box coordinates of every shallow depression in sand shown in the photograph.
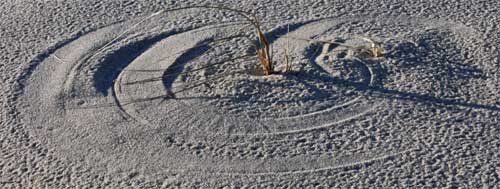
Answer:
[20,11,495,176]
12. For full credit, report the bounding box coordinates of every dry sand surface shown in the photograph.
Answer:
[1,0,500,188]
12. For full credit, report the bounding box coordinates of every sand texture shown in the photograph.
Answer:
[1,0,499,188]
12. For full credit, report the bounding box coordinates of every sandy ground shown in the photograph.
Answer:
[1,0,500,188]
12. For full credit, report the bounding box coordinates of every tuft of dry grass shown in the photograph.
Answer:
[284,48,292,73]
[360,37,384,58]
[256,25,274,75]
[248,10,274,75]
[168,5,275,75]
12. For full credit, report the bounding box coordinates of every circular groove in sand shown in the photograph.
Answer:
[19,12,493,176]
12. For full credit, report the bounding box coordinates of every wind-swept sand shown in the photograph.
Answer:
[1,1,499,188]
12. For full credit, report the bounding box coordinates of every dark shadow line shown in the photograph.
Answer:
[313,75,500,112]
[162,39,213,95]
[93,30,181,95]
